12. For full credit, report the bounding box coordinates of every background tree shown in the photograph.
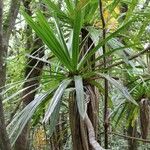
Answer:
[0,0,20,149]
[14,1,45,149]
[1,0,150,149]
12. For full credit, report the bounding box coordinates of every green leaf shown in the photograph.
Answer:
[107,0,121,14]
[22,9,73,71]
[84,1,98,23]
[76,0,90,10]
[64,0,75,15]
[43,79,72,122]
[115,104,127,126]
[80,43,138,73]
[97,73,138,106]
[78,18,136,70]
[123,0,138,23]
[54,15,70,58]
[36,11,72,65]
[7,90,54,146]
[43,0,72,24]
[49,100,61,137]
[71,9,83,70]
[74,75,86,119]
[3,84,38,103]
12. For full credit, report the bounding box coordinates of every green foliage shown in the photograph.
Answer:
[3,0,150,149]
[74,76,85,119]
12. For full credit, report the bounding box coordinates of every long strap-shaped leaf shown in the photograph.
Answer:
[43,0,72,25]
[35,11,72,69]
[74,75,86,119]
[83,72,138,106]
[43,79,72,123]
[97,73,138,106]
[48,100,61,137]
[36,11,71,59]
[76,0,90,10]
[77,18,137,70]
[64,0,74,16]
[3,83,38,103]
[7,90,54,146]
[71,8,83,71]
[22,10,73,71]
[54,15,70,58]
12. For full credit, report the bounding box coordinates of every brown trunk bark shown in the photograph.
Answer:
[69,89,100,150]
[0,0,20,149]
[87,85,99,137]
[69,92,89,150]
[139,98,150,139]
[127,122,138,150]
[81,28,98,135]
[0,97,12,150]
[0,2,11,149]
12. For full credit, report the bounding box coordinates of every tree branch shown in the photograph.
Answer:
[110,132,150,143]
[107,44,150,69]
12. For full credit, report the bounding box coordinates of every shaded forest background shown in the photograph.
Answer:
[0,0,150,150]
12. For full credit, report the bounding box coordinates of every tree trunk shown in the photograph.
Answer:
[0,2,11,149]
[0,98,12,150]
[69,28,99,150]
[81,28,99,135]
[139,98,150,139]
[69,89,100,150]
[127,122,138,150]
[69,92,89,150]
[0,0,20,149]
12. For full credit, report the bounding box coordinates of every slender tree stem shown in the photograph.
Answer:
[0,0,20,149]
[109,132,150,143]
[98,0,109,149]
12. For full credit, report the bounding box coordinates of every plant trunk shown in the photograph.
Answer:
[127,122,138,150]
[0,2,11,147]
[69,92,89,150]
[80,28,98,135]
[0,97,12,150]
[68,28,99,150]
[0,0,20,149]
[139,98,150,139]
[69,87,100,150]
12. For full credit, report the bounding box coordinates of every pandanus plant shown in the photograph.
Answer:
[5,0,146,149]
[110,67,150,149]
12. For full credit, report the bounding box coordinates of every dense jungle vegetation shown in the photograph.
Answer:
[0,0,150,150]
